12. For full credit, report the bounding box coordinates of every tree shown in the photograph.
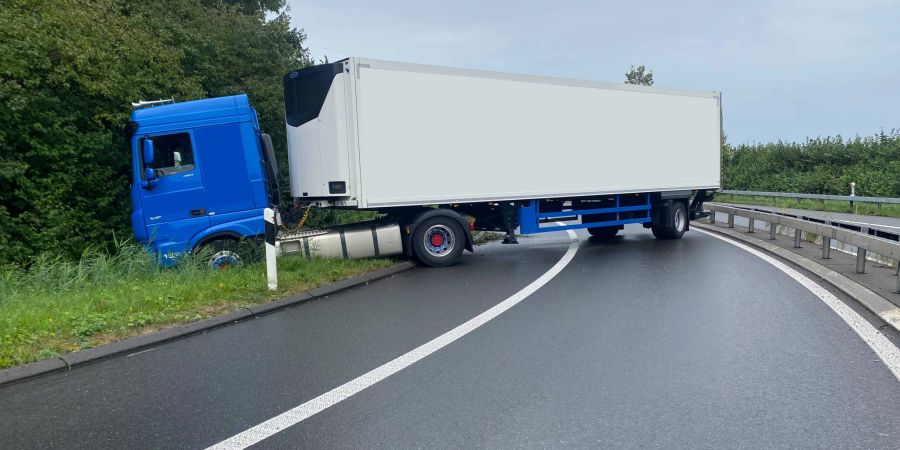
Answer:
[0,0,311,262]
[625,65,654,86]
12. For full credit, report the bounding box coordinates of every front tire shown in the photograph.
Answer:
[652,201,687,240]
[412,217,465,267]
[206,239,242,269]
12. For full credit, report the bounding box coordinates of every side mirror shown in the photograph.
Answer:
[142,139,155,165]
[141,167,158,189]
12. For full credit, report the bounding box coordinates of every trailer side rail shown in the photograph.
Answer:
[519,194,652,234]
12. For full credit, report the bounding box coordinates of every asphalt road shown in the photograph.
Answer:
[2,226,900,449]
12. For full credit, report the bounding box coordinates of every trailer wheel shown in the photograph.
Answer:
[587,226,620,239]
[652,202,687,240]
[412,217,465,267]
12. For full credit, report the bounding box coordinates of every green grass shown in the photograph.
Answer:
[472,231,506,246]
[715,193,900,219]
[0,241,391,369]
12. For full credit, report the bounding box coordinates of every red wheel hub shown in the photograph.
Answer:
[430,233,445,247]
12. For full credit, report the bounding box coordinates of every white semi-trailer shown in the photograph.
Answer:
[277,58,719,266]
[130,57,720,269]
[286,58,720,208]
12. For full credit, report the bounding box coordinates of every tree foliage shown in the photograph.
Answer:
[625,65,654,86]
[0,0,310,262]
[721,131,900,197]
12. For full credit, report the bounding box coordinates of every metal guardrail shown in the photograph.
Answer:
[719,190,900,206]
[704,202,900,293]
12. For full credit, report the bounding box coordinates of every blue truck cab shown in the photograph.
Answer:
[129,95,278,265]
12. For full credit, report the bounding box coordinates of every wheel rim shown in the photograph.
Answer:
[423,225,454,257]
[674,207,686,232]
[209,250,241,270]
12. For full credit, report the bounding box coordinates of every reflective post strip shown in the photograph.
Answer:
[264,208,278,290]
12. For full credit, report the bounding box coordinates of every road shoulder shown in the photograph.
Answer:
[0,261,416,387]
[693,221,900,332]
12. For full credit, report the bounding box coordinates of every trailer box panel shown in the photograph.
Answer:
[285,58,721,208]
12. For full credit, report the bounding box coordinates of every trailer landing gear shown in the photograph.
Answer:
[501,202,518,244]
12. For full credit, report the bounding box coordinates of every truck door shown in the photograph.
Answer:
[194,123,255,222]
[138,131,209,245]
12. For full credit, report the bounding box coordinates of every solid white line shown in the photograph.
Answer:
[207,227,580,450]
[695,228,900,381]
[126,348,155,357]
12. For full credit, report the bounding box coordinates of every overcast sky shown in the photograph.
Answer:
[286,0,899,145]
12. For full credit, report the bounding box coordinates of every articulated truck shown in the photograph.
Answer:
[129,58,721,267]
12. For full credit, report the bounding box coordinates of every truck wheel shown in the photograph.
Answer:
[587,226,620,238]
[412,217,465,267]
[204,239,243,269]
[652,202,687,240]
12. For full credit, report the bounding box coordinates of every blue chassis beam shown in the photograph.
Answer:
[519,194,651,234]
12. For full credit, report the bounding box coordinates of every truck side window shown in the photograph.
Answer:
[146,133,195,177]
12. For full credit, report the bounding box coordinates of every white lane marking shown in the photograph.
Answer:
[207,226,580,450]
[695,228,900,381]
[126,348,155,357]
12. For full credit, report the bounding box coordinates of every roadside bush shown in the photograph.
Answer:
[0,0,311,263]
[722,131,900,197]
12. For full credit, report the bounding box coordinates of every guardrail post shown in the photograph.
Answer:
[709,211,715,224]
[769,223,777,240]
[822,237,831,259]
[727,213,734,228]
[264,207,278,290]
[747,218,755,233]
[856,248,866,274]
[895,263,900,294]
[793,229,801,248]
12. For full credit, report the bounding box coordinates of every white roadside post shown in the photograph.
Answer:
[264,208,278,290]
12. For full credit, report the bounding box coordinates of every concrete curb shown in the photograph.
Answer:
[694,222,900,332]
[0,261,416,387]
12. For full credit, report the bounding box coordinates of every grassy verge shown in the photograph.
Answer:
[472,231,506,246]
[715,193,900,219]
[0,243,391,369]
